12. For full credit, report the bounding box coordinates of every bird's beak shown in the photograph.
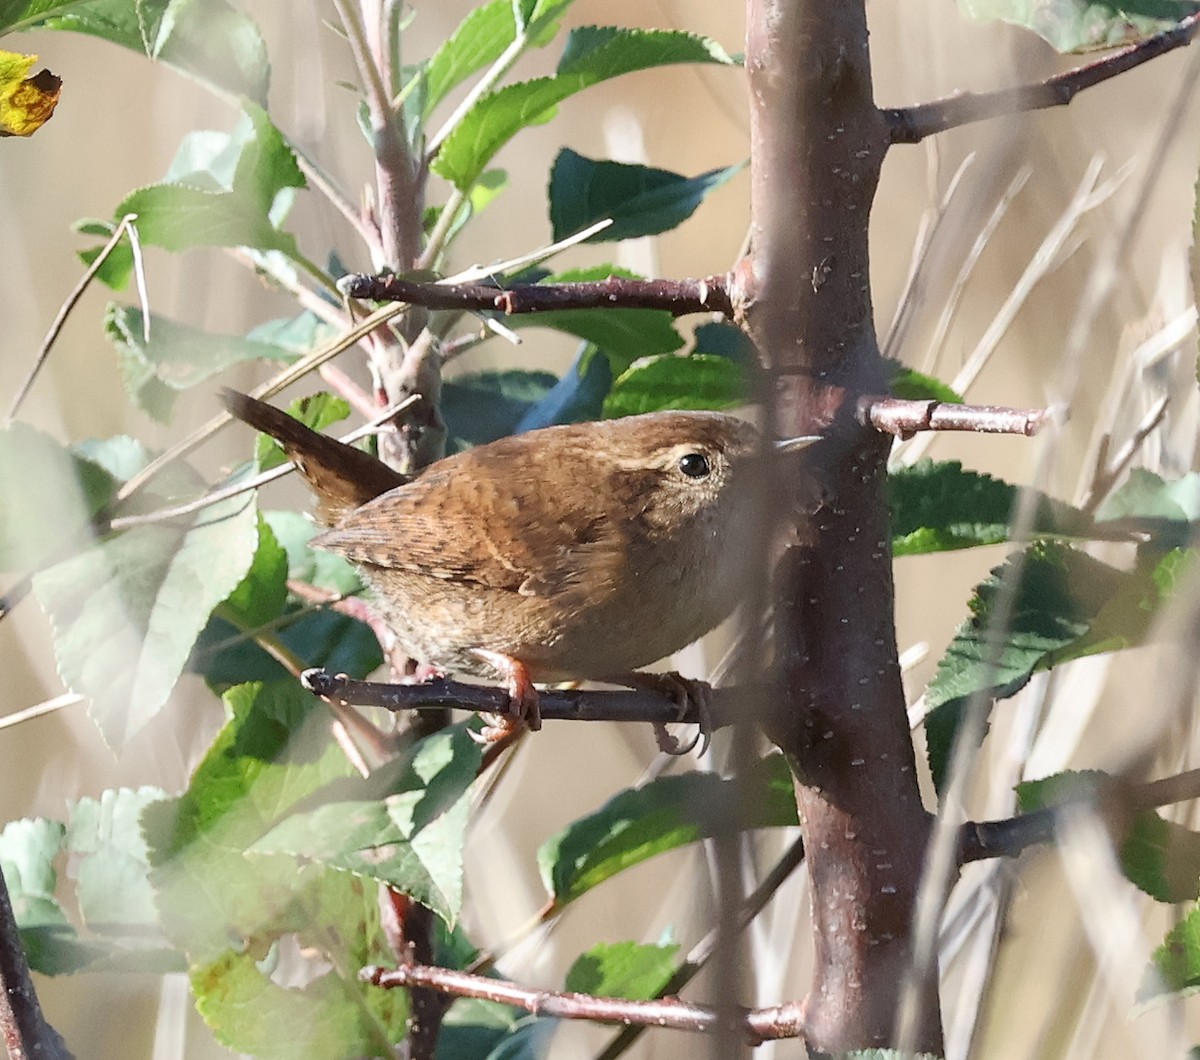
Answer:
[775,435,821,453]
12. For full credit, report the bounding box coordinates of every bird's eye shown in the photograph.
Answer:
[677,452,711,479]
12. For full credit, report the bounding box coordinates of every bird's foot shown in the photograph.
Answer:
[616,671,712,756]
[469,649,541,743]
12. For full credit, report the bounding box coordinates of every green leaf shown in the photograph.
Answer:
[549,149,742,242]
[516,343,613,431]
[888,364,963,404]
[507,266,684,368]
[33,490,259,748]
[442,369,559,448]
[923,544,1191,791]
[105,304,294,422]
[433,27,736,190]
[422,0,574,119]
[888,461,1094,556]
[81,104,306,288]
[1018,770,1200,903]
[691,320,757,364]
[246,310,338,353]
[538,755,796,908]
[0,1,90,35]
[218,515,289,630]
[603,353,745,418]
[0,422,115,571]
[1143,905,1200,1003]
[254,393,350,472]
[40,0,270,104]
[958,0,1200,53]
[565,940,679,1000]
[250,724,482,926]
[143,681,357,957]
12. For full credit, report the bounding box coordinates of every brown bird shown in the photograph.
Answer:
[220,388,812,734]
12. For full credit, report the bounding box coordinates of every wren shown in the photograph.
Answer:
[221,389,812,732]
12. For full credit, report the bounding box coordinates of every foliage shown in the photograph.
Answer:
[3,0,1200,1056]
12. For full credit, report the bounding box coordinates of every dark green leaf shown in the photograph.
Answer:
[538,754,796,907]
[549,148,742,242]
[219,516,289,629]
[0,0,91,34]
[250,724,482,925]
[0,423,115,570]
[265,509,363,595]
[105,304,294,422]
[924,545,1123,790]
[33,490,259,748]
[442,369,558,448]
[41,0,269,104]
[603,353,745,418]
[958,0,1200,53]
[433,27,736,190]
[438,998,522,1060]
[565,940,679,999]
[888,364,963,404]
[516,343,613,431]
[690,321,757,364]
[888,461,1094,556]
[254,393,350,472]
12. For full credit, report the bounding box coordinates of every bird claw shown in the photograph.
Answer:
[622,671,712,757]
[469,648,541,742]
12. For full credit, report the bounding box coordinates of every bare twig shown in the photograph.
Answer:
[884,15,1200,144]
[861,397,1049,438]
[340,272,734,318]
[958,767,1200,864]
[361,962,805,1044]
[1079,394,1170,511]
[301,669,747,732]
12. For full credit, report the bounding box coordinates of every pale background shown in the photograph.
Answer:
[2,1,1199,1056]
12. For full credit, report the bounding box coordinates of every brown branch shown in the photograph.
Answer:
[0,865,73,1059]
[884,15,1200,144]
[301,669,743,730]
[361,962,805,1044]
[958,767,1200,865]
[596,835,807,1059]
[338,273,735,318]
[861,396,1049,438]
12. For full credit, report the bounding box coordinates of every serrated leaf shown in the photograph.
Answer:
[0,1,89,35]
[549,148,742,242]
[254,392,350,472]
[0,422,115,570]
[888,461,1094,556]
[144,682,356,958]
[250,725,481,926]
[80,104,305,288]
[538,754,796,908]
[923,544,1191,791]
[603,353,745,418]
[33,491,259,748]
[507,265,683,367]
[433,27,736,190]
[423,0,574,119]
[565,940,679,999]
[0,48,60,136]
[41,0,269,104]
[958,0,1200,53]
[106,304,294,422]
[442,369,558,448]
[218,515,289,629]
[1143,906,1200,1003]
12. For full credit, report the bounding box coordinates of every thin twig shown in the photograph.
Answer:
[1079,394,1170,511]
[361,962,804,1044]
[340,273,734,318]
[8,214,144,422]
[294,149,384,262]
[0,692,85,731]
[959,767,1200,865]
[862,397,1049,438]
[884,15,1200,144]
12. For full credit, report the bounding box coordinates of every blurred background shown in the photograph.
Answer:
[2,0,1199,1056]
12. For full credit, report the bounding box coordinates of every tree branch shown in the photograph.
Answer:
[958,767,1200,864]
[884,15,1200,144]
[861,396,1049,438]
[301,669,745,730]
[339,273,734,318]
[361,962,805,1044]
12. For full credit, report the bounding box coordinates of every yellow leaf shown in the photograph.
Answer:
[0,50,61,137]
